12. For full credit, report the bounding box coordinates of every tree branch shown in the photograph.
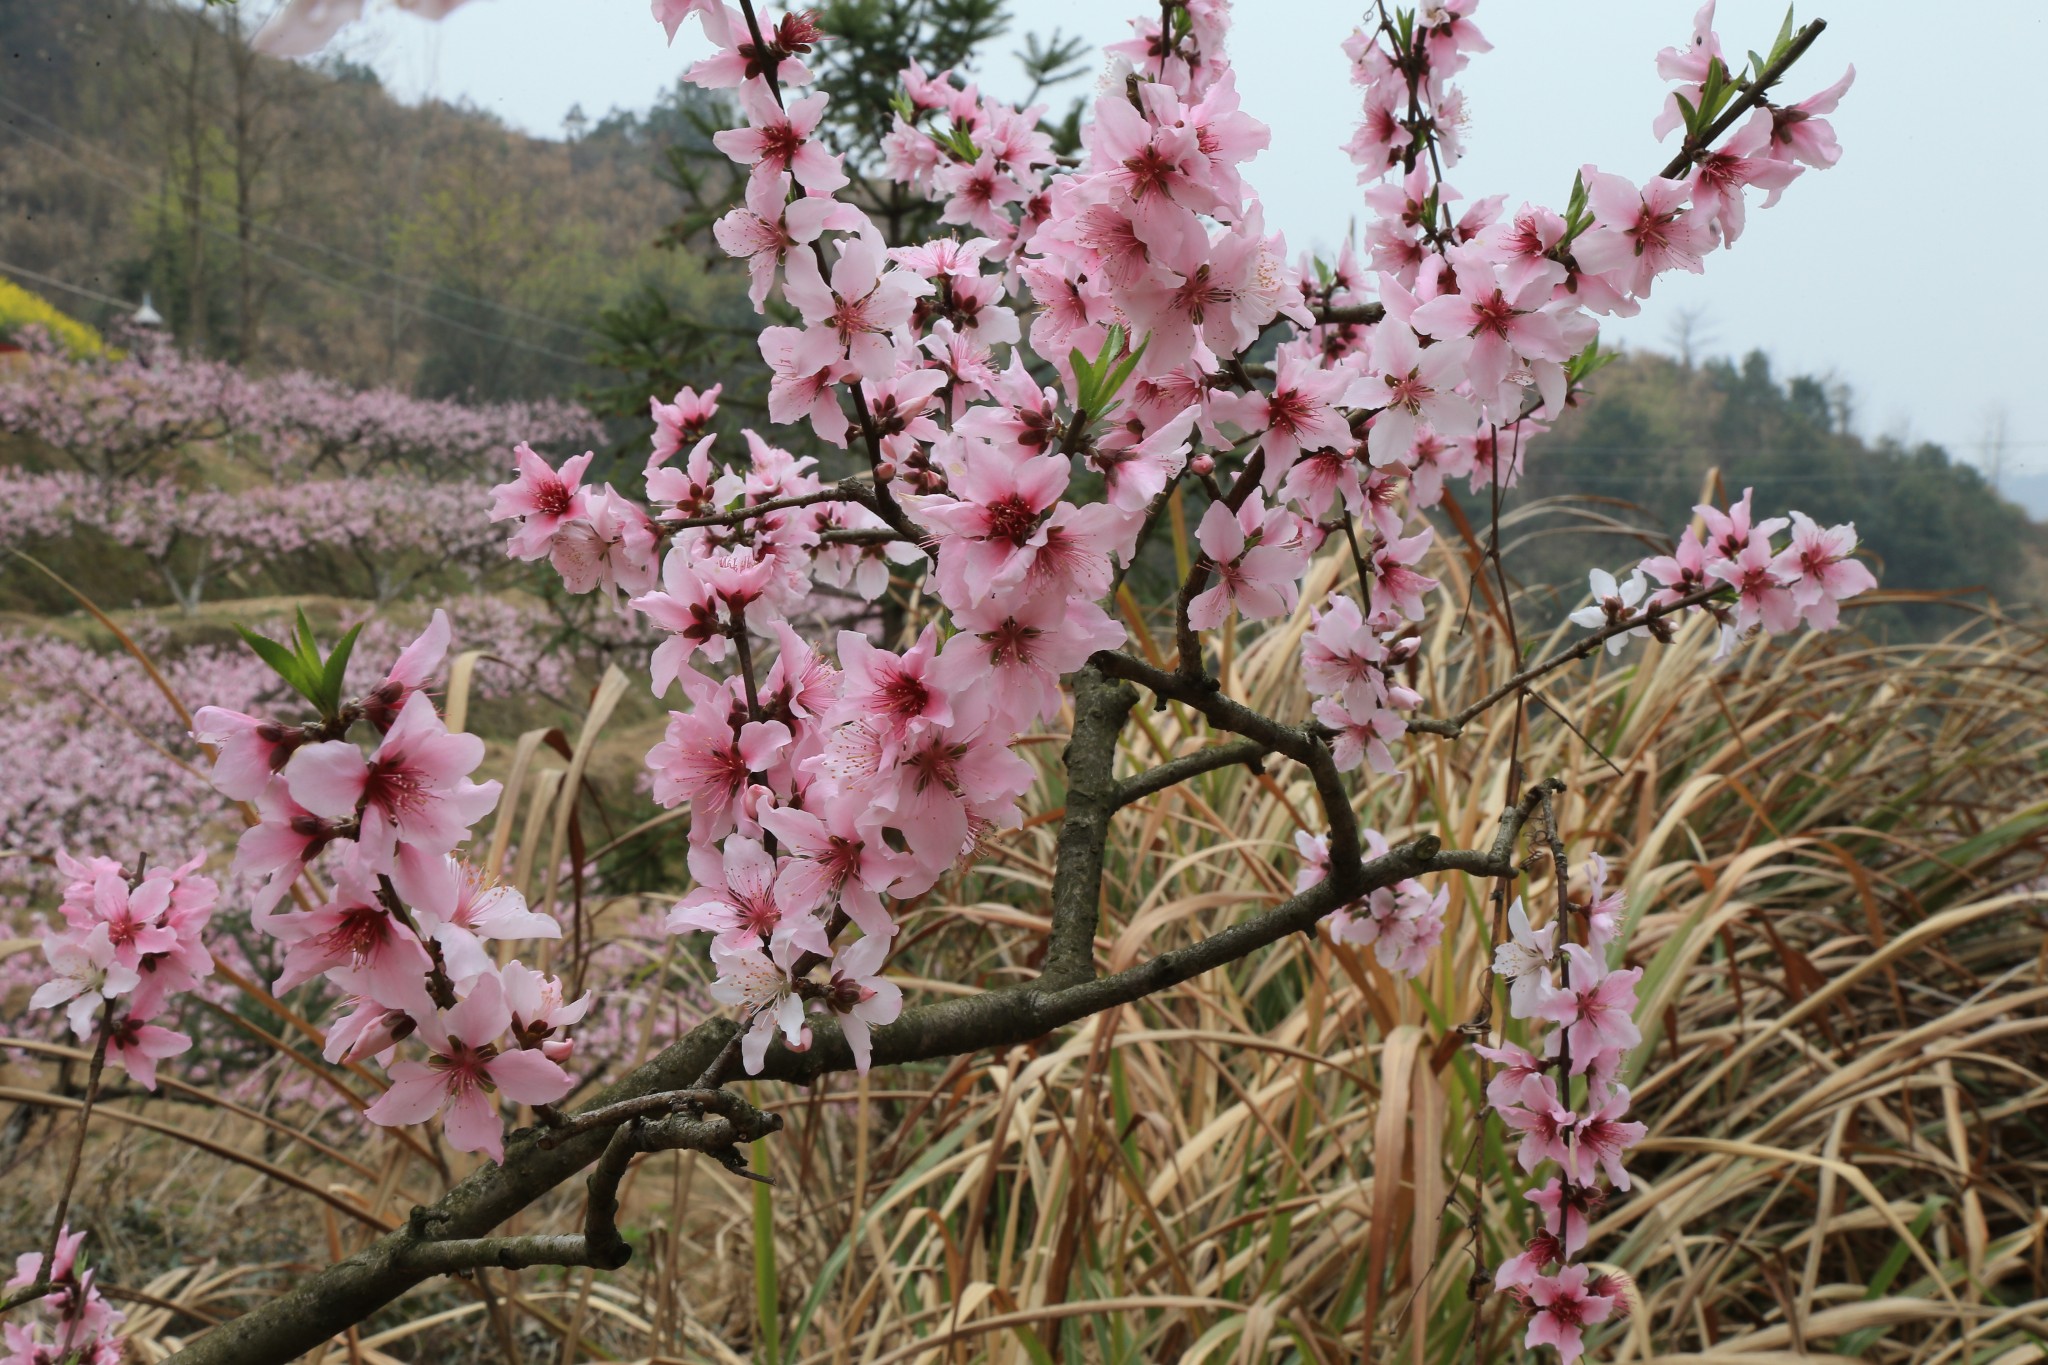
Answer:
[1115,736,1271,808]
[1437,584,1725,734]
[1312,302,1386,326]
[844,385,932,557]
[1088,649,1362,878]
[1041,666,1138,988]
[390,1096,782,1278]
[818,526,912,547]
[163,1022,740,1365]
[662,479,881,530]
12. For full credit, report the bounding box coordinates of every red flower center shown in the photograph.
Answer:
[983,493,1041,547]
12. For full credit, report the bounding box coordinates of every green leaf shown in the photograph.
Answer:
[318,623,364,717]
[237,626,324,709]
[1074,325,1135,414]
[1565,338,1619,386]
[1067,344,1096,409]
[1698,56,1744,127]
[935,120,979,161]
[1673,91,1699,137]
[1095,336,1149,416]
[293,607,328,674]
[1560,171,1594,245]
[1772,5,1797,61]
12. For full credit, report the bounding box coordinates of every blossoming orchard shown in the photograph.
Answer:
[2,0,1876,1360]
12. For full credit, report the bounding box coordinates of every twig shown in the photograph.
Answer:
[1422,583,1727,736]
[663,479,880,530]
[1657,20,1829,181]
[1114,736,1271,808]
[40,997,115,1292]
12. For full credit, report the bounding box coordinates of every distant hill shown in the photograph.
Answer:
[0,0,734,401]
[1480,349,2045,633]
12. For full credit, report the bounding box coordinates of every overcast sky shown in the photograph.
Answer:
[335,0,2047,483]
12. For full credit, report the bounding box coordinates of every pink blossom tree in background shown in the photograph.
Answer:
[1,2,1869,1361]
[0,331,603,608]
[0,328,600,483]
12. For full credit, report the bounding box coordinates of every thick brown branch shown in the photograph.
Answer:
[535,1087,749,1148]
[391,1098,781,1278]
[1041,666,1138,988]
[1312,302,1386,326]
[393,1234,618,1275]
[164,1023,740,1365]
[818,526,912,547]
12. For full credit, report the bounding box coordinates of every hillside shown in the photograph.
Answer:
[0,0,736,400]
[1486,349,2045,632]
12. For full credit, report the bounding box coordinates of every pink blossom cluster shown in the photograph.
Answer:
[0,327,598,481]
[1294,828,1447,977]
[1573,488,1877,652]
[1481,856,1645,1362]
[0,330,259,481]
[1303,591,1425,777]
[0,468,511,608]
[467,0,1857,1096]
[27,851,217,1091]
[258,369,601,478]
[189,613,585,1161]
[5,1227,123,1365]
[0,631,273,909]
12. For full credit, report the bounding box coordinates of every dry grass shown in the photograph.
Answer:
[6,537,2048,1364]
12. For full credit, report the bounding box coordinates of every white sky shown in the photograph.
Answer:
[338,0,2047,479]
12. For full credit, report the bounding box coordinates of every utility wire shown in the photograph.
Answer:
[1,115,596,365]
[0,259,141,313]
[0,91,607,342]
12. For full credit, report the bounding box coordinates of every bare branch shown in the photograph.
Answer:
[1439,584,1725,733]
[1312,302,1386,326]
[662,479,881,531]
[1115,736,1271,808]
